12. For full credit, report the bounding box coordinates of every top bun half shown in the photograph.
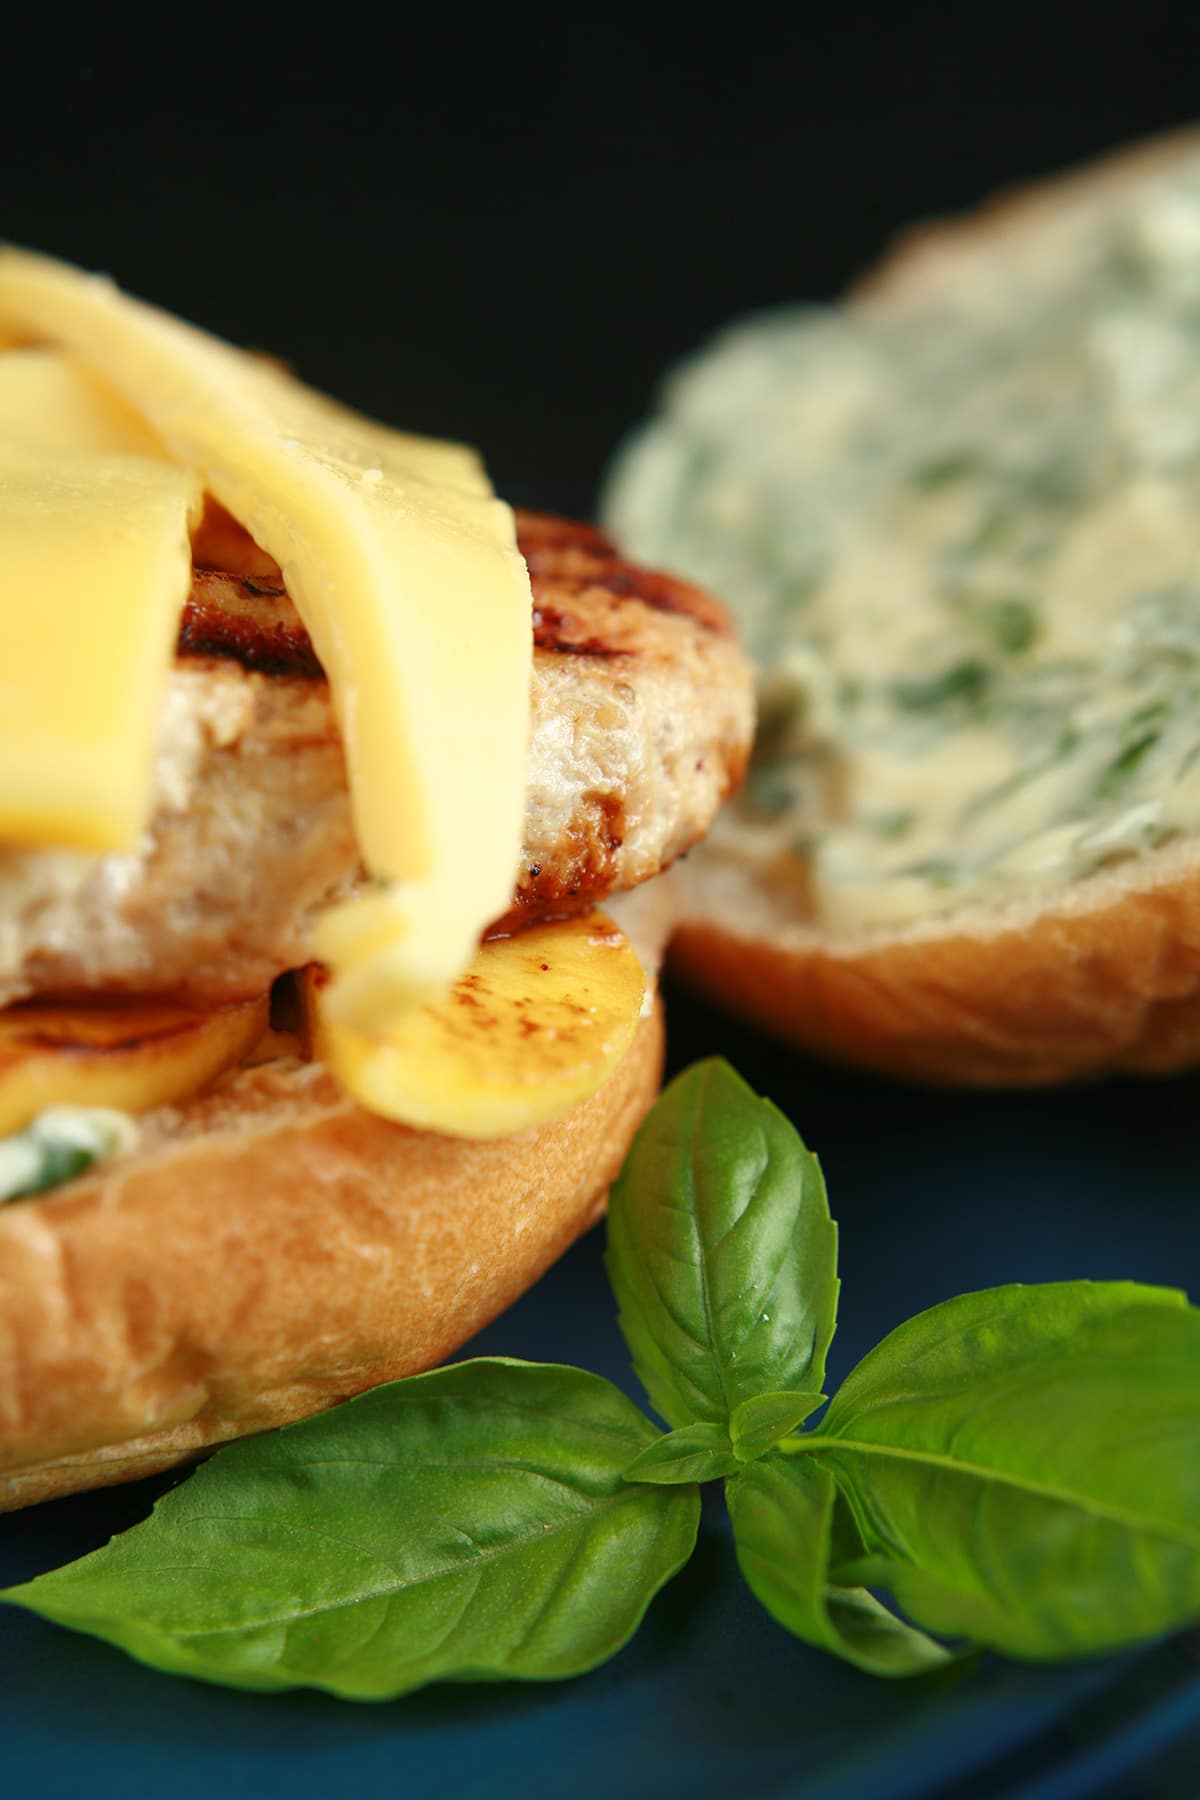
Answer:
[606,129,1200,1084]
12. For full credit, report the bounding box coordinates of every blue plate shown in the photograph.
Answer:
[3,979,1198,1799]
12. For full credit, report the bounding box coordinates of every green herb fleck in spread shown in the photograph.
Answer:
[0,1106,138,1203]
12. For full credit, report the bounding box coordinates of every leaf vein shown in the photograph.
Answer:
[806,1437,1200,1549]
[153,1488,664,1641]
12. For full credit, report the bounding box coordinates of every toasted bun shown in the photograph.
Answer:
[0,996,663,1511]
[664,130,1200,1087]
[669,844,1200,1085]
[853,125,1200,316]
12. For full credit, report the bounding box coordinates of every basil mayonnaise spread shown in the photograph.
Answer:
[0,1107,138,1203]
[603,154,1200,931]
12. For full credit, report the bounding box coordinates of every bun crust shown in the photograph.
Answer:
[670,129,1200,1087]
[670,846,1200,1085]
[0,1000,663,1511]
[853,125,1200,315]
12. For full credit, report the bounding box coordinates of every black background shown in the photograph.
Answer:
[5,5,1198,519]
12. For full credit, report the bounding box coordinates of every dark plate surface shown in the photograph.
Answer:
[2,978,1198,1800]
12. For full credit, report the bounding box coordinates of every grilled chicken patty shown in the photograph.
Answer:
[0,511,753,1007]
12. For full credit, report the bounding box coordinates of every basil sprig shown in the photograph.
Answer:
[4,1059,1198,1695]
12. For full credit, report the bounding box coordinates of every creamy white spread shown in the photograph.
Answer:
[604,153,1200,930]
[0,1105,138,1203]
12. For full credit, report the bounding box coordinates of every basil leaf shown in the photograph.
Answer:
[606,1059,839,1429]
[623,1422,738,1485]
[810,1283,1200,1659]
[730,1390,826,1463]
[728,1452,954,1676]
[0,1359,699,1698]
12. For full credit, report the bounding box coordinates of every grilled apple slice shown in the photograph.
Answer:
[303,912,646,1138]
[0,993,269,1137]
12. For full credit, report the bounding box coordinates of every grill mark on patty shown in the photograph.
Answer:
[177,510,731,676]
[518,511,731,634]
[180,571,325,679]
[532,603,631,659]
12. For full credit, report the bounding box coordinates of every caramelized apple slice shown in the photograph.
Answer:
[0,993,269,1137]
[303,912,646,1139]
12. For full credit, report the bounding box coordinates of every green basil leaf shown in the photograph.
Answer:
[730,1390,826,1463]
[810,1282,1200,1659]
[623,1422,738,1485]
[727,1452,954,1676]
[606,1059,839,1429]
[0,1359,699,1699]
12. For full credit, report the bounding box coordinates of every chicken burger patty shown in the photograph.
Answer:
[0,510,753,1006]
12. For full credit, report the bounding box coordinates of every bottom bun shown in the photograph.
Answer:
[0,999,663,1511]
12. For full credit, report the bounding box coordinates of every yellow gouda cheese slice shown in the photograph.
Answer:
[0,347,166,459]
[0,248,531,1027]
[0,440,200,851]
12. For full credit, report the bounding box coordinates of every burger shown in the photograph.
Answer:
[0,248,754,1509]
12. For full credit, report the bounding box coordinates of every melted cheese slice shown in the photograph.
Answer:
[0,439,200,850]
[0,248,532,1028]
